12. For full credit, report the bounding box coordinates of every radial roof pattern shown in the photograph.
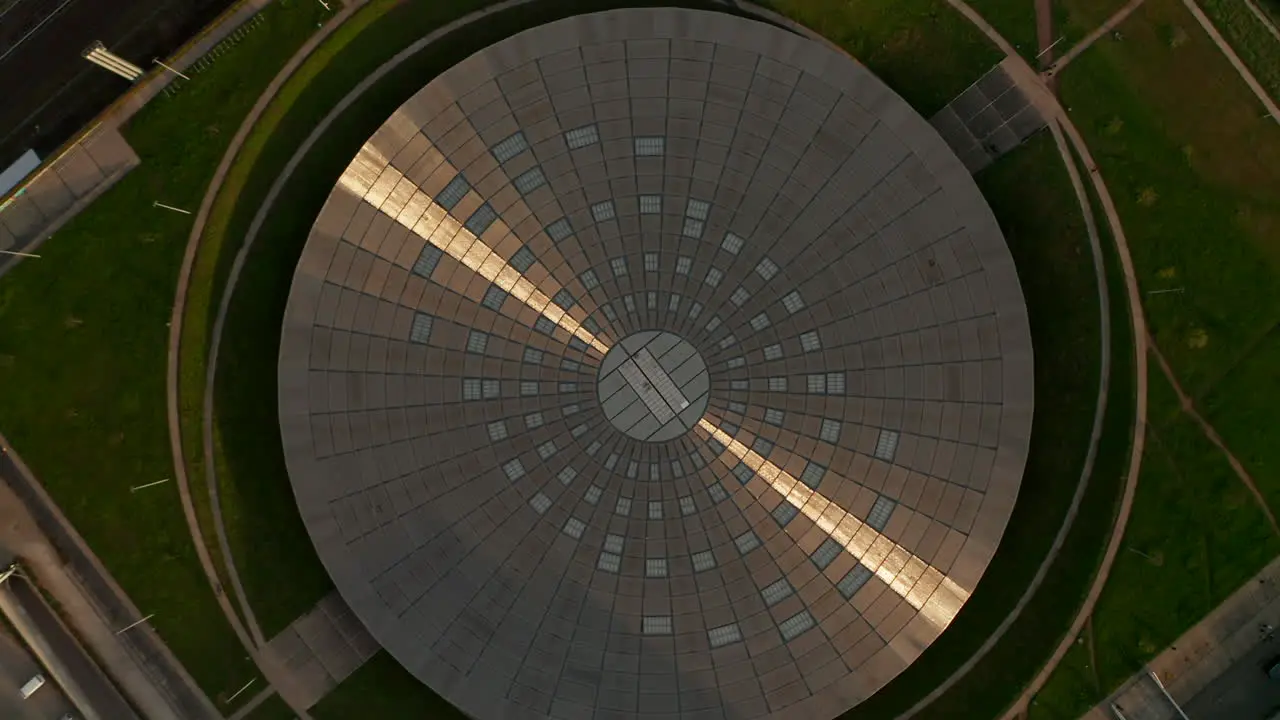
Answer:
[278,9,1033,720]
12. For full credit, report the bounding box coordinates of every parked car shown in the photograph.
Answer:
[19,673,44,699]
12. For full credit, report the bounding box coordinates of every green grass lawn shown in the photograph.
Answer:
[1059,0,1280,397]
[1198,0,1280,101]
[968,0,1041,60]
[1029,364,1280,718]
[1029,0,1280,712]
[0,2,325,709]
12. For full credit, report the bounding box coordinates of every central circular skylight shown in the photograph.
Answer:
[598,330,709,442]
[278,8,1033,720]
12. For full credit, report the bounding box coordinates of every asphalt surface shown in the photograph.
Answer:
[1184,634,1280,720]
[0,447,218,719]
[0,0,235,170]
[0,620,75,720]
[0,576,136,719]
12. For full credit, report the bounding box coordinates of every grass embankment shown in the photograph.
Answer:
[1029,0,1280,713]
[0,2,324,709]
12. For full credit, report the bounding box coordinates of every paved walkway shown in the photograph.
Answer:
[264,592,379,708]
[1084,555,1280,720]
[1048,0,1149,75]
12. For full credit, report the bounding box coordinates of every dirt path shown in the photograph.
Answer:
[1148,340,1279,534]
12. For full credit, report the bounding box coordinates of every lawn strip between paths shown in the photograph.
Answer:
[0,2,325,710]
[173,0,334,656]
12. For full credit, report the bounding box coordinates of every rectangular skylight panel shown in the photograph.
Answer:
[509,245,536,272]
[708,623,742,648]
[634,137,665,156]
[772,501,799,527]
[811,537,843,570]
[565,124,600,149]
[867,495,897,531]
[685,199,711,220]
[435,174,470,210]
[487,420,508,441]
[779,610,816,642]
[820,418,842,443]
[513,167,547,194]
[545,218,573,242]
[761,578,793,606]
[735,530,760,554]
[530,492,551,514]
[838,564,874,599]
[591,200,616,222]
[756,257,779,279]
[692,550,716,572]
[412,244,443,278]
[642,616,672,635]
[409,313,433,344]
[464,203,498,235]
[874,429,900,461]
[491,131,529,162]
[563,517,586,539]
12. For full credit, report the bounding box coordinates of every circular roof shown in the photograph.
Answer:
[278,8,1033,719]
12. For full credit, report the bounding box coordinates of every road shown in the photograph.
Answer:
[0,620,75,720]
[0,443,220,719]
[0,572,137,719]
[0,0,236,170]
[1184,634,1280,719]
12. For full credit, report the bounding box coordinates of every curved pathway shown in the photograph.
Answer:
[164,3,366,717]
[935,3,1155,718]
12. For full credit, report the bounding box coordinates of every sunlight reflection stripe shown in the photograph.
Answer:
[696,417,970,631]
[340,145,611,356]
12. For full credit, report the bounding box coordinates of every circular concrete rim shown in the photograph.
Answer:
[278,8,1034,720]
